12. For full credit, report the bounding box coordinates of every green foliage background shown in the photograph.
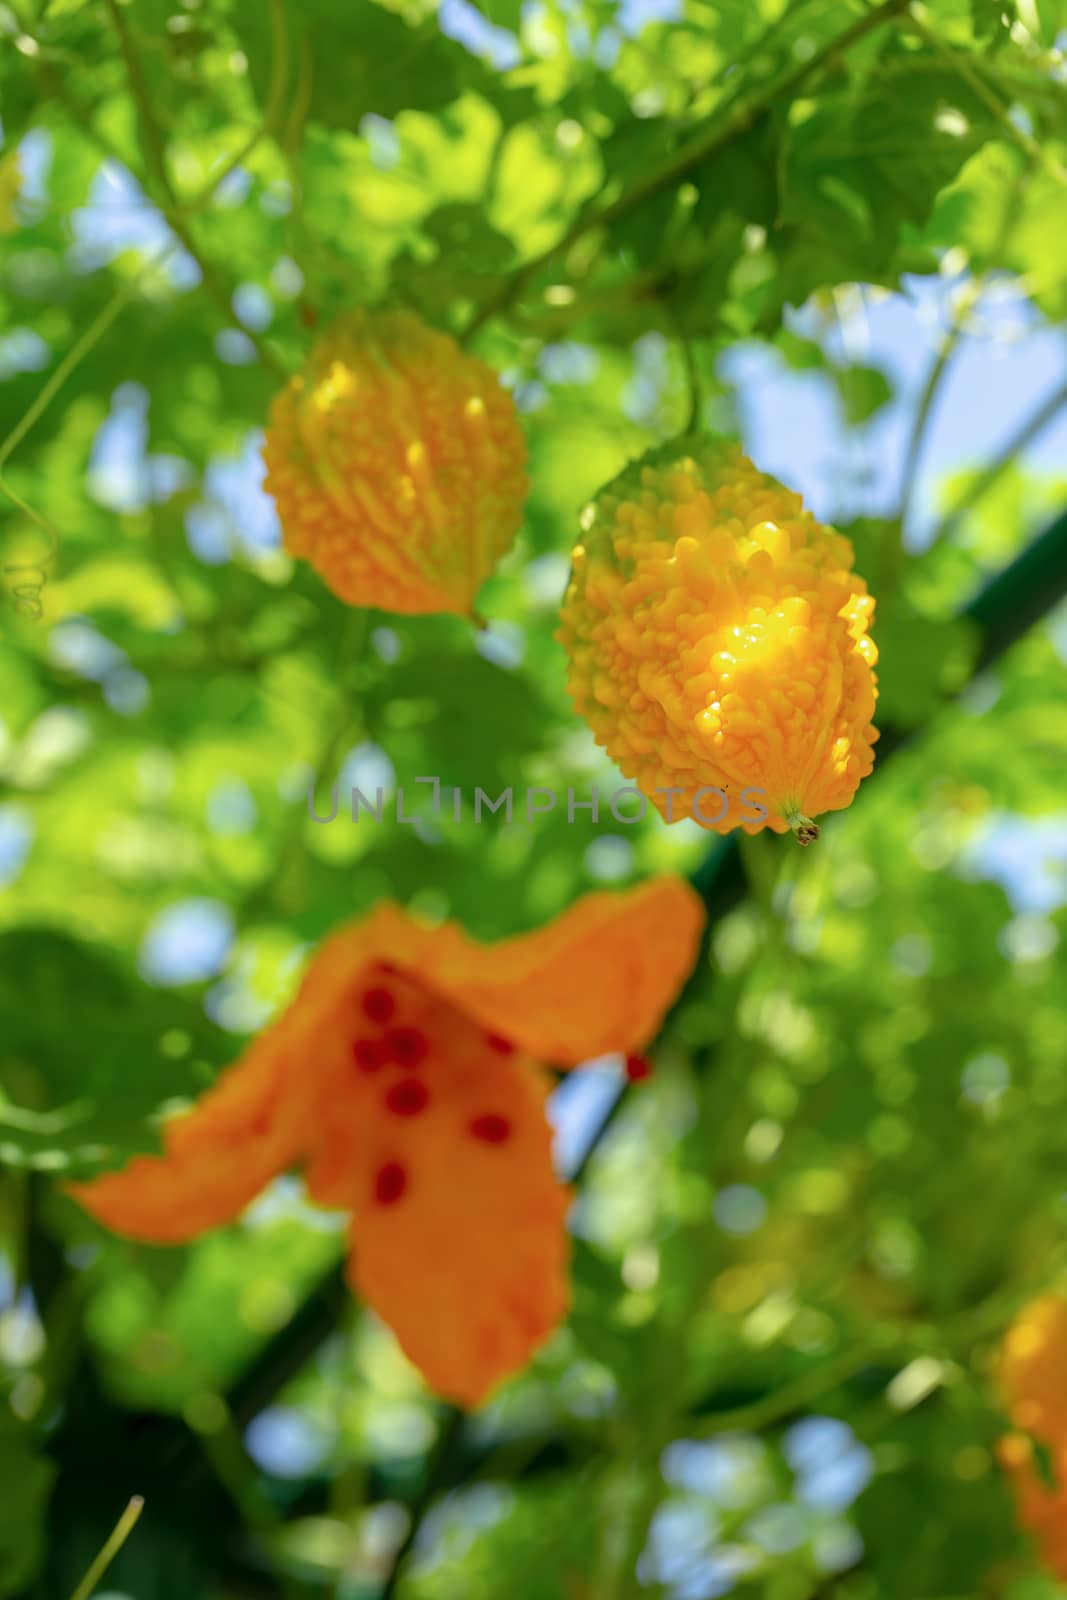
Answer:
[1,0,1067,1595]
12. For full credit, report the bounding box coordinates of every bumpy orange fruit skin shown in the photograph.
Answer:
[558,438,879,841]
[262,309,528,615]
[997,1293,1067,1576]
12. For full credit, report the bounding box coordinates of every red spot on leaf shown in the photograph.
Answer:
[375,1162,407,1205]
[386,1026,428,1068]
[353,1038,385,1073]
[362,987,396,1024]
[625,1054,653,1083]
[471,1113,511,1144]
[485,1031,514,1055]
[386,1078,429,1117]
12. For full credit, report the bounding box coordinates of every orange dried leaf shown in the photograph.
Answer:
[70,880,703,1406]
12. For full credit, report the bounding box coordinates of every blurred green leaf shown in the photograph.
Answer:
[0,1426,55,1596]
[834,362,894,425]
[872,600,980,728]
[0,929,230,1174]
[232,0,534,126]
[777,55,997,299]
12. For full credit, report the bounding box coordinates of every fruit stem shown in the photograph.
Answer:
[784,807,820,847]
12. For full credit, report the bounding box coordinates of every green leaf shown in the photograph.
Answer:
[470,0,524,31]
[775,329,827,371]
[232,0,533,128]
[0,1427,55,1596]
[0,930,231,1176]
[853,1396,1025,1595]
[776,53,997,298]
[693,116,780,235]
[834,361,894,425]
[1032,0,1067,43]
[872,599,980,728]
[927,142,1067,320]
[969,0,1012,36]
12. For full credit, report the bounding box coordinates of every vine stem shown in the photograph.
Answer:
[0,250,173,561]
[37,0,286,225]
[896,283,979,552]
[931,376,1067,548]
[0,260,158,482]
[675,321,703,434]
[68,1496,144,1600]
[378,1407,465,1600]
[180,0,290,214]
[0,0,289,576]
[102,0,289,381]
[693,1346,875,1438]
[892,168,1028,586]
[243,606,371,920]
[463,0,911,340]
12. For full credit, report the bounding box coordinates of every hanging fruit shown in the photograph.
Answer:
[262,308,528,616]
[558,437,879,844]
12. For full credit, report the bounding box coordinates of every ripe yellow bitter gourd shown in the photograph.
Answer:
[558,438,879,842]
[262,309,528,615]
